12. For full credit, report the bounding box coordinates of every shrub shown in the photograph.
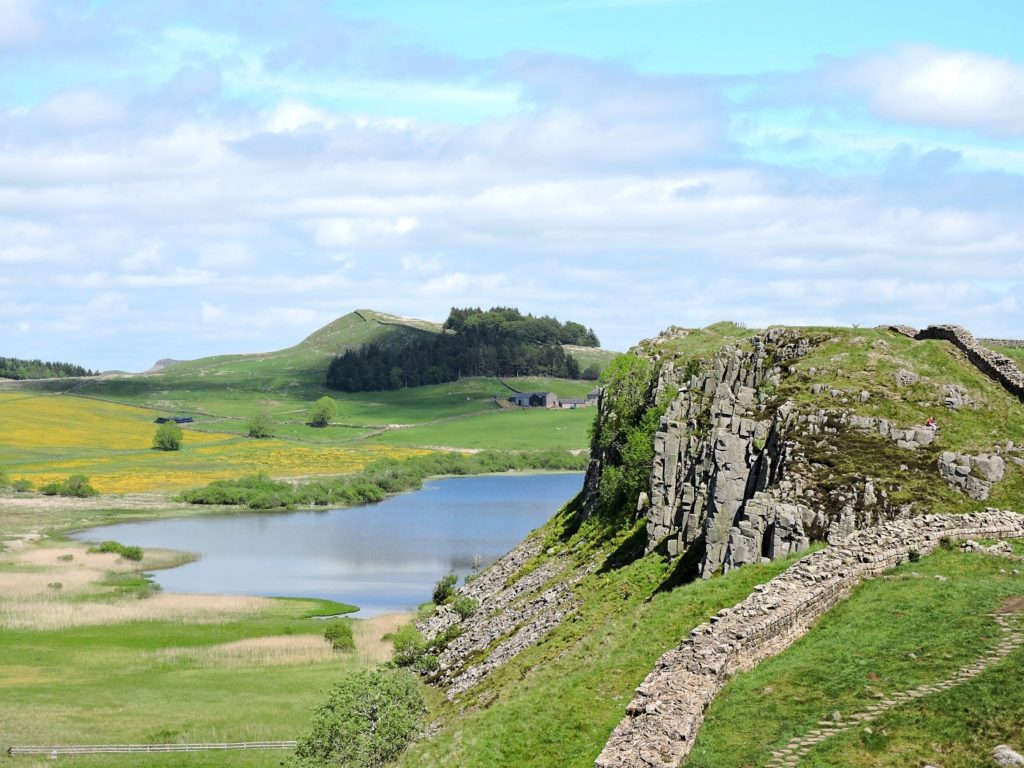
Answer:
[57,554,74,562]
[452,595,478,620]
[413,653,440,674]
[39,474,98,497]
[89,540,144,561]
[47,582,63,590]
[391,625,429,667]
[908,548,921,563]
[247,410,274,439]
[939,535,956,551]
[323,621,355,652]
[581,364,601,381]
[307,396,338,428]
[0,465,8,488]
[11,478,32,492]
[62,474,98,497]
[293,667,424,768]
[432,571,457,605]
[153,421,184,451]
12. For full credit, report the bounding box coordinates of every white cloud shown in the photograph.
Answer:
[116,269,217,288]
[401,254,442,273]
[0,0,41,49]
[200,302,225,323]
[826,45,1024,135]
[199,243,252,268]
[314,217,419,248]
[121,241,163,271]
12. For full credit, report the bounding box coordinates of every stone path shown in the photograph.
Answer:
[764,611,1023,768]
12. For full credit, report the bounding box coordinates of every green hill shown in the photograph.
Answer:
[395,323,1024,768]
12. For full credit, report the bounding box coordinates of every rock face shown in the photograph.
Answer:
[417,535,591,699]
[938,452,1006,500]
[611,329,939,579]
[639,329,810,577]
[594,509,1024,768]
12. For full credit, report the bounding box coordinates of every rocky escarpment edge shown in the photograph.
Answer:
[594,509,1024,768]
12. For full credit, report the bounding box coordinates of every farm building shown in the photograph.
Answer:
[560,397,588,409]
[586,388,601,405]
[508,392,559,408]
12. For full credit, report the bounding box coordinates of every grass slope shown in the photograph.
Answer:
[686,550,1024,767]
[399,511,808,768]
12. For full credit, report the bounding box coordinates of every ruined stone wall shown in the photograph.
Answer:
[595,509,1024,768]
[915,325,1024,404]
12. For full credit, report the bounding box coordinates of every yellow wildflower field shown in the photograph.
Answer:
[0,393,429,493]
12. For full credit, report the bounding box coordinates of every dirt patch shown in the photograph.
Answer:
[999,595,1024,614]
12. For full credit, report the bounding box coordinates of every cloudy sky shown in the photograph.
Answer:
[3,0,1023,370]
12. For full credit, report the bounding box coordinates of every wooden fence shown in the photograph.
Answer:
[8,740,296,756]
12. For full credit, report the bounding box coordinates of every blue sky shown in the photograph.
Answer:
[2,0,1023,370]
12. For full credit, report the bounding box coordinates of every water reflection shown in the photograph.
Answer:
[71,473,582,616]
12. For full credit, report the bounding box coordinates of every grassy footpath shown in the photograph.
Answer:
[684,550,1024,768]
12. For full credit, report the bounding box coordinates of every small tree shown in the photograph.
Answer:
[153,421,184,451]
[307,396,337,428]
[581,363,601,381]
[247,410,274,439]
[432,571,457,605]
[293,667,424,768]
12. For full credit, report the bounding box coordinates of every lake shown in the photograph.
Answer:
[71,473,583,616]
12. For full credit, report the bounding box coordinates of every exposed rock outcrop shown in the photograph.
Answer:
[938,451,1005,501]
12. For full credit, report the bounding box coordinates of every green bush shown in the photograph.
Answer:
[323,621,355,652]
[247,410,274,439]
[62,474,99,497]
[432,572,457,605]
[11,478,33,492]
[89,540,144,561]
[908,548,921,563]
[391,625,429,667]
[153,421,184,451]
[307,396,338,428]
[293,667,424,768]
[451,595,478,619]
[413,653,440,675]
[38,474,98,497]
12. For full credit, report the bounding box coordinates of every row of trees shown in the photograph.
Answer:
[0,356,98,380]
[327,307,596,392]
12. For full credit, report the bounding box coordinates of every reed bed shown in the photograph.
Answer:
[155,635,337,668]
[1,593,273,631]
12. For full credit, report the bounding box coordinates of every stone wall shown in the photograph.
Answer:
[595,509,1024,768]
[915,325,1024,404]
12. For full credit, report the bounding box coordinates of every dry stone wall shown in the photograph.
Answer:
[914,325,1024,404]
[595,509,1024,768]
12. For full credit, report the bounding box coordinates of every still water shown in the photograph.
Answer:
[71,473,582,616]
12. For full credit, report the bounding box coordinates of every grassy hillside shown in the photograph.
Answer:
[397,322,1024,767]
[686,550,1024,768]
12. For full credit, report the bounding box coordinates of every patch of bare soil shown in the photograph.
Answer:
[999,595,1024,614]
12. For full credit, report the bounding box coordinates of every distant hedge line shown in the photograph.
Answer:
[180,450,588,510]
